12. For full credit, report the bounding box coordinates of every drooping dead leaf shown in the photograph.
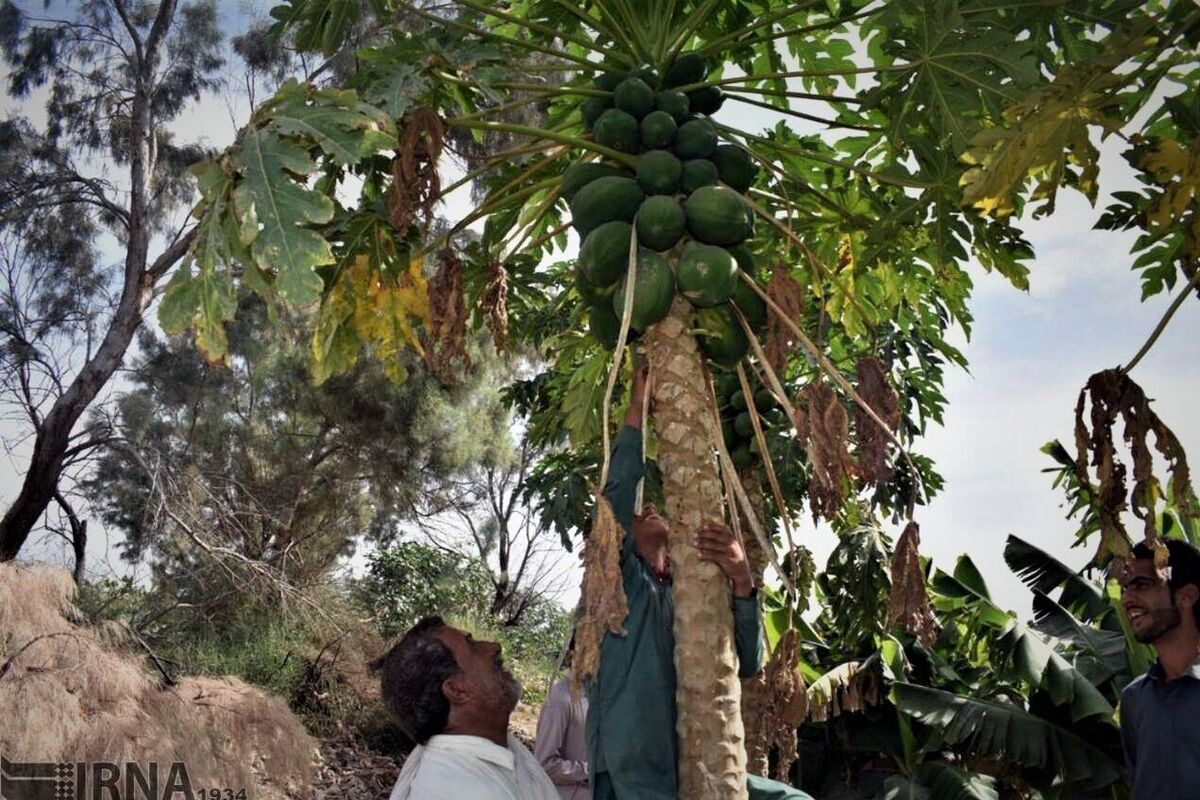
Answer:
[764,264,805,372]
[794,381,854,521]
[854,356,900,487]
[744,629,807,781]
[480,261,509,351]
[388,107,445,232]
[886,521,938,647]
[423,249,471,383]
[572,495,628,695]
[806,660,881,723]
[1074,369,1196,566]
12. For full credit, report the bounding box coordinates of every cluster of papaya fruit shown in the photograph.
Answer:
[714,371,786,469]
[566,52,767,365]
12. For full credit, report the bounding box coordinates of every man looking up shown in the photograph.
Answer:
[1119,538,1200,800]
[373,617,561,800]
[588,362,812,800]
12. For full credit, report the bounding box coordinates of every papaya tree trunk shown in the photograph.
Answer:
[738,467,771,777]
[644,297,748,800]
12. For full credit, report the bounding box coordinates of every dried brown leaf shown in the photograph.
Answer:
[572,495,628,695]
[886,521,938,646]
[1074,369,1197,565]
[388,108,445,232]
[480,261,509,351]
[764,265,805,372]
[854,356,900,487]
[744,629,806,782]
[423,249,470,383]
[795,381,854,521]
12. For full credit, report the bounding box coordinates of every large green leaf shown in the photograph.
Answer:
[232,128,336,306]
[1004,534,1107,619]
[893,683,1122,791]
[267,81,398,166]
[865,0,1039,153]
[994,615,1114,721]
[1029,589,1131,688]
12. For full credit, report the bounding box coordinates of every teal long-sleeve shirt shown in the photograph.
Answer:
[585,425,765,800]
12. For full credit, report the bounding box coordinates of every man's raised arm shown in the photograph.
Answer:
[602,362,649,532]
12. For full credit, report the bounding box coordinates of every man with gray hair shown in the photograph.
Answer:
[372,616,560,800]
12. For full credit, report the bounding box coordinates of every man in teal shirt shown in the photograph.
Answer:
[586,363,812,800]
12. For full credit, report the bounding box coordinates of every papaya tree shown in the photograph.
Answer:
[159,0,1200,796]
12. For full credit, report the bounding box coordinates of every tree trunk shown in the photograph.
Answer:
[645,297,748,800]
[0,0,188,562]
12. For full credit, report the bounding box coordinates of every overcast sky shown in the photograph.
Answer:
[2,1,1197,617]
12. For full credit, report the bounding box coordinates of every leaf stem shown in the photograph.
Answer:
[664,0,724,66]
[726,92,885,132]
[705,6,882,55]
[722,85,866,106]
[697,0,825,57]
[452,0,629,65]
[399,1,599,71]
[1121,268,1200,374]
[720,124,931,189]
[448,119,638,168]
[738,272,928,516]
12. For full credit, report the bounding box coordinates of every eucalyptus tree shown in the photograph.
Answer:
[161,0,1200,796]
[0,0,226,562]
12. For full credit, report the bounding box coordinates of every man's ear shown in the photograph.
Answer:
[442,673,471,706]
[1179,582,1200,611]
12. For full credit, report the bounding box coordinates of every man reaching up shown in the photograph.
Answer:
[587,362,811,800]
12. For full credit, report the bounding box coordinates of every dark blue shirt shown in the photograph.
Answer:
[1120,656,1200,799]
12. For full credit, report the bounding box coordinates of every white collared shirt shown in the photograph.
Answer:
[389,732,562,800]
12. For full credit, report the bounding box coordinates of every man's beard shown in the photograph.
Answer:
[1134,604,1183,644]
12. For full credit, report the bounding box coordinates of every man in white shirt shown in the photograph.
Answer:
[373,616,561,800]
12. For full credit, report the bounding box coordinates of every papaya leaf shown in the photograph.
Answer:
[959,56,1139,218]
[865,0,1039,153]
[158,160,246,361]
[311,252,429,385]
[266,81,398,165]
[269,0,361,57]
[561,353,610,450]
[232,128,336,306]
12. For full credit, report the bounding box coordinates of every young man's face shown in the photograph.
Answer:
[632,503,669,546]
[434,626,522,715]
[1121,559,1183,644]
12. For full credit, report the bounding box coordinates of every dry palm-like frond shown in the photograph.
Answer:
[763,264,805,372]
[806,660,882,723]
[745,629,808,781]
[886,521,938,647]
[480,260,509,351]
[1074,369,1196,567]
[572,495,628,695]
[794,381,854,521]
[388,107,445,232]
[424,249,471,382]
[854,356,900,487]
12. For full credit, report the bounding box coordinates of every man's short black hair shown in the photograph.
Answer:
[1132,538,1200,626]
[370,616,460,744]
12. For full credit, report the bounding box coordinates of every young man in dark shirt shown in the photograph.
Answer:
[1119,538,1200,800]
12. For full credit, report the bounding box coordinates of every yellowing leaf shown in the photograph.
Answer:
[311,254,430,385]
[1137,137,1200,234]
[959,64,1127,219]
